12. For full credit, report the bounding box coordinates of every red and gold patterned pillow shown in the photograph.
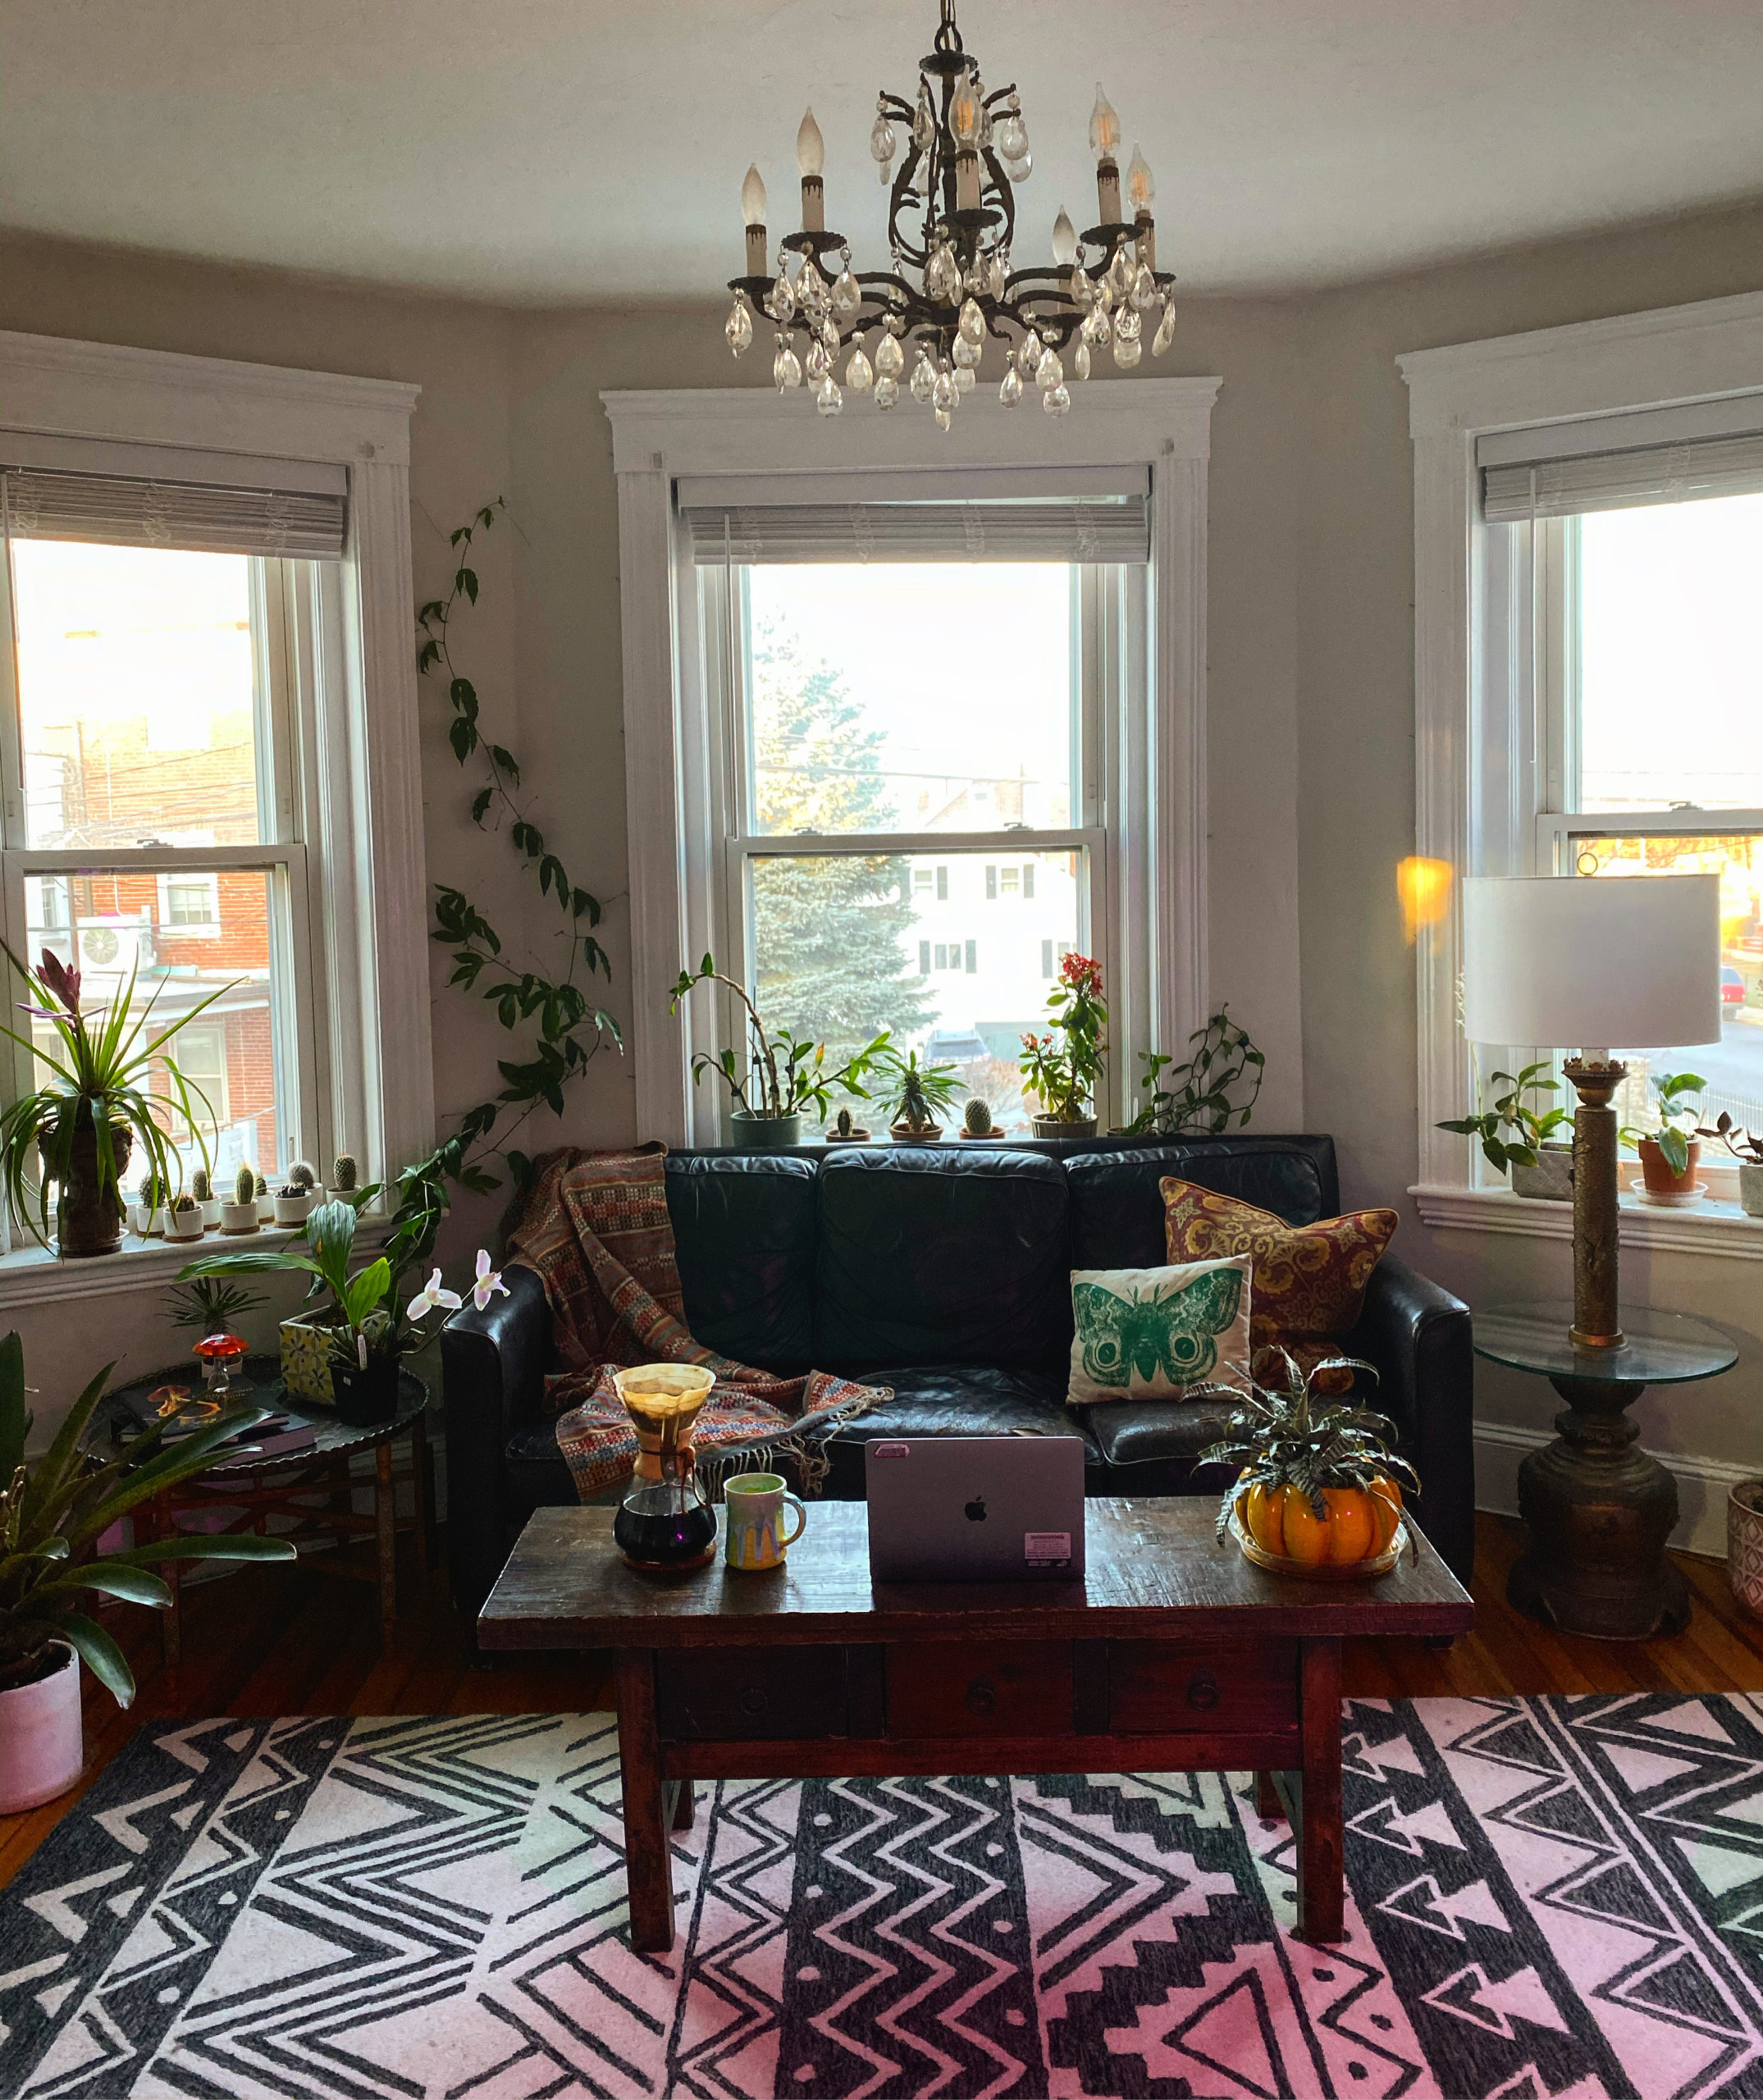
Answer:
[1159,1179,1397,1388]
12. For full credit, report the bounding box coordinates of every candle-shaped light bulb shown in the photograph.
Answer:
[1051,208,1078,267]
[742,164,767,226]
[950,66,980,148]
[1126,147,1154,213]
[797,108,824,178]
[1089,84,1121,163]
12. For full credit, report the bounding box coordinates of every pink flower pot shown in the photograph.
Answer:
[0,1642,84,1812]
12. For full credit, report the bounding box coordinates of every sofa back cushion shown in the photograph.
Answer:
[1065,1136,1339,1271]
[815,1147,1070,1372]
[665,1154,819,1374]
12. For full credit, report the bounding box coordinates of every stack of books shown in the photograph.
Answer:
[113,1385,319,1463]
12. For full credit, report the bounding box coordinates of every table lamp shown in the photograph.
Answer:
[1460,874,1720,1349]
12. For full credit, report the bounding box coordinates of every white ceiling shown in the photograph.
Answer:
[3,0,1761,304]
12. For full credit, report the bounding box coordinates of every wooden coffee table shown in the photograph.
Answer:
[478,1496,1472,1950]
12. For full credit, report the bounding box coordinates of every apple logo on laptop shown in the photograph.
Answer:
[965,1495,987,1522]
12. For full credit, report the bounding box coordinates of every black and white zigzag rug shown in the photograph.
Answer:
[5,1697,1763,2098]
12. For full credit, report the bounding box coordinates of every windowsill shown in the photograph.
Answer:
[0,1212,395,1307]
[1412,1182,1763,1260]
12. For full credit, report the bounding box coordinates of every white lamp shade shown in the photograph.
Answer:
[1461,874,1721,1051]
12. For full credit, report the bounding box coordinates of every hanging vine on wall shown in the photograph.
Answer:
[392,499,619,1239]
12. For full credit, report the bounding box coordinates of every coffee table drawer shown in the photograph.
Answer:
[887,1641,1072,1737]
[1108,1639,1297,1733]
[655,1645,849,1740]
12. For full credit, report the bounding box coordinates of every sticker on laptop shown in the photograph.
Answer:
[1025,1530,1072,1568]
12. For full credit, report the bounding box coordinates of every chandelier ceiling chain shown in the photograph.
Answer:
[722,0,1176,425]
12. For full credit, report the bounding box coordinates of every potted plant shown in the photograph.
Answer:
[1020,952,1108,1138]
[0,945,231,1259]
[0,1330,295,1812]
[1700,1113,1763,1219]
[163,1191,204,1242]
[140,1169,170,1237]
[1622,1070,1706,1199]
[1121,1006,1267,1137]
[164,1272,268,1339]
[190,1166,221,1230]
[221,1162,261,1235]
[872,1044,964,1141]
[254,1168,274,1223]
[960,1098,1005,1142]
[1196,1349,1420,1574]
[1436,1060,1573,1201]
[824,1107,871,1146]
[669,954,883,1148]
[273,1161,318,1226]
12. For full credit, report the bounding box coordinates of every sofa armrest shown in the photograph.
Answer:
[1345,1253,1475,1589]
[441,1261,551,1625]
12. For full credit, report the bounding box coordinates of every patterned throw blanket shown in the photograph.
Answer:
[505,1144,885,1502]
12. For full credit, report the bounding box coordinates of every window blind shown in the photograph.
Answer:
[1,466,348,559]
[1482,431,1763,522]
[683,495,1149,565]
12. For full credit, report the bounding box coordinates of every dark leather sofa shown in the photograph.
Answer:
[441,1134,1473,1625]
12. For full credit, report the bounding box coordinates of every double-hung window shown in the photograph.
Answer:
[684,486,1150,1135]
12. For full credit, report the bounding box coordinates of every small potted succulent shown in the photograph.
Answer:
[1020,952,1108,1138]
[1700,1113,1763,1219]
[1437,1060,1573,1201]
[254,1168,273,1224]
[273,1160,318,1226]
[669,954,883,1148]
[190,1166,222,1230]
[959,1098,1005,1142]
[221,1162,261,1235]
[1622,1071,1706,1200]
[873,1045,964,1142]
[1198,1349,1420,1575]
[163,1190,204,1242]
[139,1169,170,1237]
[331,1153,368,1208]
[0,1331,295,1812]
[824,1106,871,1146]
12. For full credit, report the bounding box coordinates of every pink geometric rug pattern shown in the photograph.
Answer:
[3,1695,1763,2097]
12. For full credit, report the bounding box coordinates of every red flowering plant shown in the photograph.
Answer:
[1019,952,1108,1122]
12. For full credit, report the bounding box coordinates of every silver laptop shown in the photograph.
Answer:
[865,1436,1087,1582]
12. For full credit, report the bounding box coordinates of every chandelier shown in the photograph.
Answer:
[722,0,1176,427]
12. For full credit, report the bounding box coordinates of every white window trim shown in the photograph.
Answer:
[0,330,432,1300]
[604,377,1220,1145]
[1399,290,1763,1260]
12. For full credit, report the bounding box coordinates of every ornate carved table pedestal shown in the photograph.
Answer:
[1476,1302,1737,1641]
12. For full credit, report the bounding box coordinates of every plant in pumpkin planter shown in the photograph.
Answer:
[871,1044,964,1142]
[1195,1349,1420,1575]
[0,945,231,1259]
[1020,952,1108,1135]
[1121,1005,1267,1138]
[0,1331,295,1810]
[1621,1070,1706,1199]
[669,954,884,1148]
[1436,1060,1573,1201]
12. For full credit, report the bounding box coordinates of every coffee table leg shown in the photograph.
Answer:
[1295,1637,1344,1942]
[1254,1770,1284,1821]
[616,1649,675,1952]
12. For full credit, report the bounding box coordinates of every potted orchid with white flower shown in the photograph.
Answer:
[182,1201,509,1427]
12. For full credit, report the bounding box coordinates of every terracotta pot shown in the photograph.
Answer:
[1637,1135,1701,1195]
[889,1121,944,1144]
[1730,1482,1763,1619]
[43,1118,133,1258]
[0,1642,83,1812]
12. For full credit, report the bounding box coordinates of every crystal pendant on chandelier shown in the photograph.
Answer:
[723,4,1172,431]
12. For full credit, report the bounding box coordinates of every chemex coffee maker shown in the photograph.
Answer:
[611,1363,719,1572]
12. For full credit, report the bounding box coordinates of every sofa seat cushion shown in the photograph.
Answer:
[1084,1394,1243,1471]
[815,1364,1098,1499]
[815,1148,1071,1371]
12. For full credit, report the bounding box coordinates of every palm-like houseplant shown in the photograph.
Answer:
[872,1044,965,1140]
[0,944,232,1258]
[0,1330,296,1806]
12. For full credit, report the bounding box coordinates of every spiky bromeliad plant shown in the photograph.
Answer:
[1194,1349,1422,1568]
[0,943,232,1248]
[0,1331,296,1705]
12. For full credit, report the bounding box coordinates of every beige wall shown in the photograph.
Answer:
[2,208,1760,1517]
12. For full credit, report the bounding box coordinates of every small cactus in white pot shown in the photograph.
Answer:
[222,1162,260,1235]
[273,1162,317,1227]
[190,1165,222,1229]
[253,1168,273,1222]
[163,1191,204,1242]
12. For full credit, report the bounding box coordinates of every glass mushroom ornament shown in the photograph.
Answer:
[720,2,1176,425]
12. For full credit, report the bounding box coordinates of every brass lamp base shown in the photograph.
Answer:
[1563,1057,1625,1349]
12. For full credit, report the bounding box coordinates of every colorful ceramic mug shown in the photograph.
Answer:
[723,1472,807,1570]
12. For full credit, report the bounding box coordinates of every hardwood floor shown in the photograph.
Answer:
[5,1510,1762,1890]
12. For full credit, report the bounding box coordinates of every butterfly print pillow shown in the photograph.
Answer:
[1066,1254,1254,1408]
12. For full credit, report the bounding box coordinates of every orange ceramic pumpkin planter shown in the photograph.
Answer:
[1235,1473,1403,1568]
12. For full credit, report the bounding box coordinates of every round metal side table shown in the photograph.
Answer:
[1475,1302,1738,1641]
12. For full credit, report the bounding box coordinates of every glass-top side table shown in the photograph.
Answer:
[1474,1301,1738,1641]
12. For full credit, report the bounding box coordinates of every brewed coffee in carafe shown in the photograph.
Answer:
[612,1364,718,1572]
